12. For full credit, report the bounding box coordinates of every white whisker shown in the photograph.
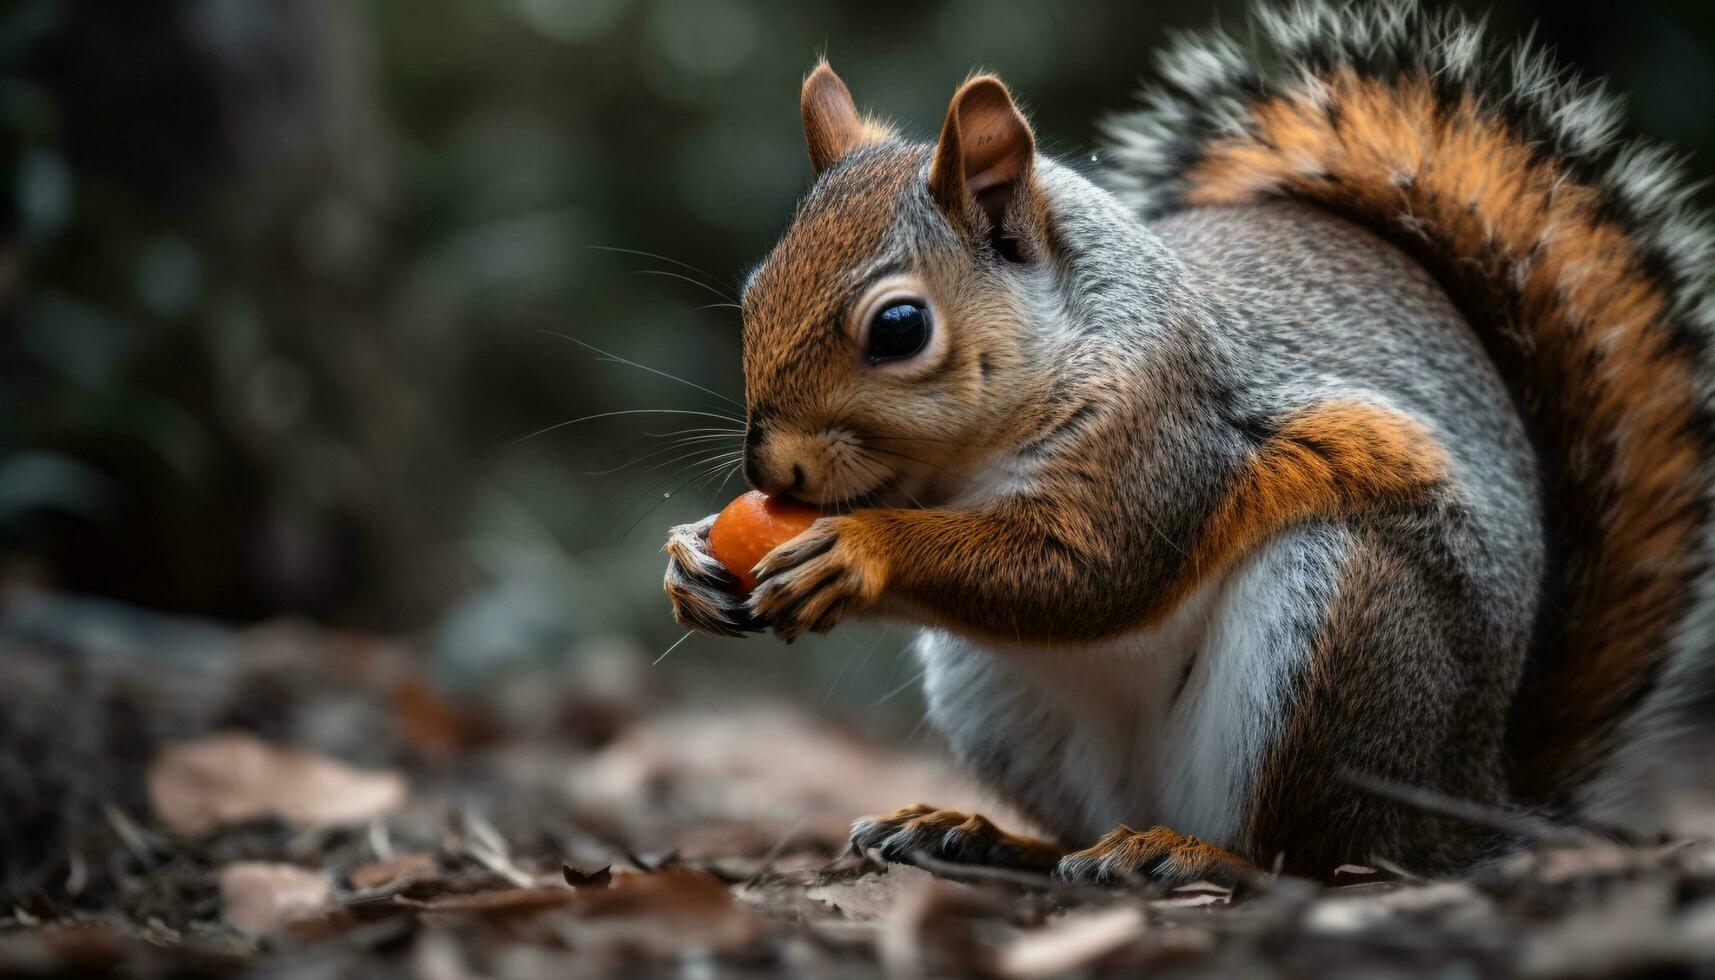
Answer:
[865,444,932,468]
[510,408,743,446]
[710,459,743,499]
[586,436,739,477]
[599,445,740,480]
[871,665,928,707]
[653,630,695,665]
[612,460,739,544]
[634,268,738,304]
[643,426,744,438]
[858,450,924,508]
[539,330,742,408]
[819,632,881,716]
[588,244,733,296]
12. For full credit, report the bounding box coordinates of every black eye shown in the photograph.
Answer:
[866,301,931,363]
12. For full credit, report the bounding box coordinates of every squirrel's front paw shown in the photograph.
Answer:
[663,515,756,637]
[748,517,884,641]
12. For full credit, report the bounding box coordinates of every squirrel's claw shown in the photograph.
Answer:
[663,515,756,637]
[1052,825,1254,890]
[849,804,1063,872]
[748,517,880,641]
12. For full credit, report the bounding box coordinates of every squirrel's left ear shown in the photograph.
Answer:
[929,75,1036,240]
[801,61,892,175]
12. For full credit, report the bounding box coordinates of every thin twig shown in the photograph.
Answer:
[1339,770,1596,845]
[742,816,808,892]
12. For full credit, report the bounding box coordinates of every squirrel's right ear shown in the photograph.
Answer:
[801,62,890,175]
[929,75,1036,239]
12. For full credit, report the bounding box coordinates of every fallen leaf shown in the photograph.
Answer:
[1305,880,1487,934]
[991,907,1147,979]
[148,731,407,835]
[351,852,438,891]
[569,867,760,955]
[1331,864,1387,887]
[1519,883,1680,977]
[220,862,332,934]
[566,704,1025,847]
[877,875,994,979]
[1531,843,1647,884]
[400,887,578,916]
[807,866,940,922]
[40,921,123,967]
[563,865,613,888]
[392,677,496,759]
[1151,892,1228,910]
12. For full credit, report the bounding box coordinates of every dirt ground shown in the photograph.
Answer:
[4,590,1715,979]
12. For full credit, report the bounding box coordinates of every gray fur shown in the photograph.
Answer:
[1099,0,1715,829]
[916,171,1541,868]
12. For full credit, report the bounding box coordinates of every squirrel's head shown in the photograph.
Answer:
[739,62,1048,509]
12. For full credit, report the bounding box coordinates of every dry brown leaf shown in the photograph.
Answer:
[990,907,1148,979]
[1518,883,1680,977]
[392,677,496,760]
[806,866,941,922]
[1331,863,1389,887]
[567,866,761,955]
[390,869,757,956]
[400,887,579,916]
[1306,880,1488,934]
[876,875,995,979]
[566,704,1025,846]
[350,852,438,891]
[220,862,332,934]
[148,731,407,835]
[562,865,614,888]
[39,922,124,968]
[1529,843,1670,884]
[1151,892,1228,910]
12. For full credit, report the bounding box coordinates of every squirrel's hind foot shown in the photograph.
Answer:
[848,804,1062,873]
[1053,825,1254,889]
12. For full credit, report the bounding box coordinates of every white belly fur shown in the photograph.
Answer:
[915,524,1350,847]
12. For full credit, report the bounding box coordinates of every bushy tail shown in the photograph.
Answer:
[1103,1,1715,807]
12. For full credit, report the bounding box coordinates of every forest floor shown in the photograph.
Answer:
[3,589,1715,978]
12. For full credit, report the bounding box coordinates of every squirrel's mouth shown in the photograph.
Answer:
[817,472,919,514]
[818,476,897,514]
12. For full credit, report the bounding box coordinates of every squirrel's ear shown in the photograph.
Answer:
[801,62,876,175]
[929,74,1036,235]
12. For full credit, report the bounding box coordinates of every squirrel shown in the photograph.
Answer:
[662,1,1715,885]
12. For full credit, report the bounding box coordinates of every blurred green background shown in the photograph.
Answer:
[2,0,1711,717]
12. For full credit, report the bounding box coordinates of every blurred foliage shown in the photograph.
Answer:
[1,0,1711,709]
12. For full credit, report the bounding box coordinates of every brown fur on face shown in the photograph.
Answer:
[740,143,968,506]
[740,69,1049,510]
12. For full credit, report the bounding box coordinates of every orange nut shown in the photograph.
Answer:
[707,491,820,593]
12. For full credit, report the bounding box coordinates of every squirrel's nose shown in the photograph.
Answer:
[744,420,820,501]
[743,431,806,498]
[746,456,806,498]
